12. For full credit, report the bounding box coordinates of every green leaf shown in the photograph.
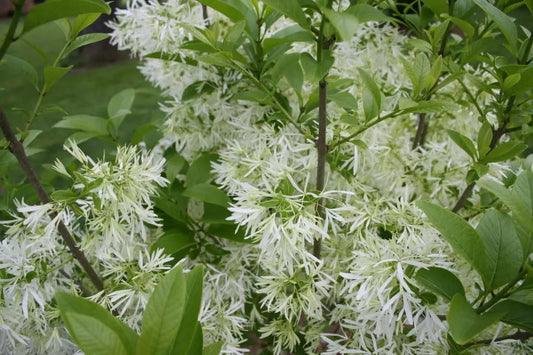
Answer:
[24,0,111,34]
[131,124,158,145]
[2,55,39,90]
[415,267,465,301]
[270,53,303,91]
[508,278,533,306]
[186,323,203,355]
[482,141,527,163]
[182,81,217,101]
[136,266,187,355]
[399,99,458,114]
[72,13,102,36]
[198,0,244,22]
[152,229,196,256]
[55,291,137,355]
[64,33,110,57]
[448,294,504,344]
[299,52,334,83]
[44,66,73,93]
[182,184,230,207]
[54,115,108,135]
[166,155,187,181]
[489,300,533,332]
[345,4,392,22]
[329,91,358,110]
[444,15,475,39]
[477,122,493,158]
[447,129,477,160]
[208,223,252,243]
[502,73,521,93]
[171,266,204,355]
[51,189,79,202]
[322,8,358,42]
[186,153,218,186]
[473,0,517,54]
[423,0,449,15]
[416,201,485,275]
[357,68,381,121]
[62,313,131,355]
[478,178,533,235]
[107,88,136,134]
[262,0,310,29]
[197,52,236,69]
[203,342,223,355]
[263,25,314,53]
[476,211,523,290]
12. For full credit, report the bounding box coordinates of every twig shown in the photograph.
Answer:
[0,108,104,292]
[0,0,24,61]
[462,331,533,348]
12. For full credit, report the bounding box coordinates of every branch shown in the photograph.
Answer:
[0,0,24,61]
[0,108,104,292]
[462,331,533,348]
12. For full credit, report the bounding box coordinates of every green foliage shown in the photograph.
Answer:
[415,267,465,301]
[56,266,219,355]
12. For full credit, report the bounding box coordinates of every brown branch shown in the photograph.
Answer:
[0,108,104,292]
[314,79,327,259]
[0,0,24,61]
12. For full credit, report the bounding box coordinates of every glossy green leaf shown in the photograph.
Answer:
[203,342,223,355]
[448,294,504,344]
[186,323,203,355]
[489,300,533,332]
[44,66,73,93]
[54,115,108,135]
[63,313,130,355]
[473,0,517,53]
[478,178,533,235]
[345,4,392,23]
[55,291,137,355]
[186,153,218,186]
[171,266,204,355]
[64,33,110,57]
[197,0,244,23]
[447,129,477,160]
[444,15,474,38]
[166,155,186,181]
[182,81,217,101]
[2,55,39,90]
[477,122,493,158]
[24,0,111,34]
[107,88,136,132]
[322,8,358,42]
[182,183,230,207]
[415,267,465,301]
[262,0,309,29]
[263,25,314,53]
[136,266,187,355]
[417,201,485,275]
[300,52,334,83]
[329,91,358,110]
[357,68,381,120]
[270,53,303,91]
[152,229,196,256]
[483,141,527,163]
[476,211,523,290]
[72,13,102,36]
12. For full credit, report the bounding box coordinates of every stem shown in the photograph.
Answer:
[201,4,210,27]
[0,0,24,61]
[451,182,475,213]
[462,331,533,349]
[0,108,104,292]
[476,269,526,313]
[412,113,427,150]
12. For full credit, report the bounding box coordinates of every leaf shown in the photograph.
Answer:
[299,52,334,83]
[502,73,521,93]
[131,124,158,145]
[270,53,303,91]
[198,0,244,22]
[107,88,136,135]
[136,266,187,355]
[263,25,314,53]
[72,13,102,36]
[24,0,111,34]
[152,229,196,256]
[186,323,203,355]
[345,4,392,23]
[171,266,204,355]
[203,342,223,355]
[417,201,485,275]
[44,66,73,93]
[478,178,533,235]
[2,55,39,89]
[482,141,527,163]
[477,122,493,158]
[197,52,236,69]
[182,81,217,101]
[357,68,381,120]
[401,100,459,114]
[329,91,358,110]
[322,8,358,42]
[415,267,465,301]
[447,129,477,160]
[208,223,252,243]
[55,291,137,355]
[473,0,517,54]
[262,0,310,29]
[476,211,523,290]
[166,155,186,181]
[54,115,108,135]
[62,313,131,355]
[489,300,533,332]
[423,0,449,15]
[182,184,230,207]
[64,33,110,57]
[186,153,218,186]
[447,294,505,344]
[445,15,475,39]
